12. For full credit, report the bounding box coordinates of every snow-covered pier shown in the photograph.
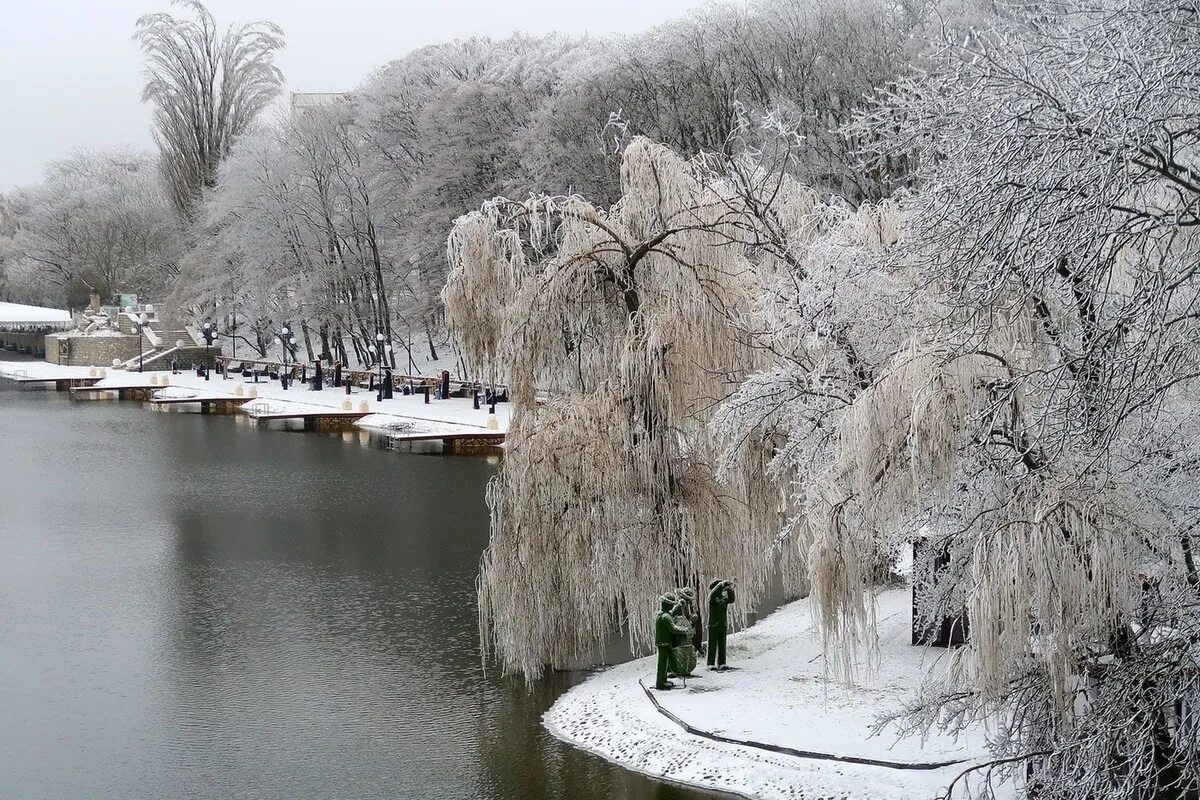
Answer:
[0,359,510,451]
[0,360,102,390]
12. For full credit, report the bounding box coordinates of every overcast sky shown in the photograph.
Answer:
[0,0,700,191]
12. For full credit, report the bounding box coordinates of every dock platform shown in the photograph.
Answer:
[246,408,371,431]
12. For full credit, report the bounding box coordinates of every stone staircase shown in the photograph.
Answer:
[112,307,207,370]
[152,312,199,351]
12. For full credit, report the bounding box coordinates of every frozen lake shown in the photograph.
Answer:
[0,383,725,800]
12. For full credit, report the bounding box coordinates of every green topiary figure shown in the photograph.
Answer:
[654,595,677,690]
[706,579,735,670]
[676,586,705,655]
[669,599,698,677]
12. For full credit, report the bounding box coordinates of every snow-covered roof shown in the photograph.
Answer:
[0,301,72,331]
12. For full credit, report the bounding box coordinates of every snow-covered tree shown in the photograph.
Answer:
[522,0,917,206]
[135,0,284,218]
[0,150,182,308]
[720,0,1200,795]
[181,104,415,364]
[443,137,799,678]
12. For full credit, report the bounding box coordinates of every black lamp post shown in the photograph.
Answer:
[375,332,386,402]
[132,312,150,372]
[407,330,415,379]
[368,342,378,400]
[383,343,394,399]
[275,325,296,389]
[201,321,217,381]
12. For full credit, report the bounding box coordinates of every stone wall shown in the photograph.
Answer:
[44,334,143,367]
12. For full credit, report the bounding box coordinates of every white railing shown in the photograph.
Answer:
[121,312,162,347]
[116,345,184,372]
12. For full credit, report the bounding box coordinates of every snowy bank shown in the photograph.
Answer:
[545,589,1011,800]
[0,360,511,439]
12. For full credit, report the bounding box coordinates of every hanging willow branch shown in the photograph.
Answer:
[444,137,788,678]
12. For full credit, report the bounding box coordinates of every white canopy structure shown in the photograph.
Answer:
[0,301,72,331]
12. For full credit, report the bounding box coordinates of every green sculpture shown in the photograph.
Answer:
[707,579,735,670]
[654,595,677,690]
[676,586,705,655]
[668,598,698,677]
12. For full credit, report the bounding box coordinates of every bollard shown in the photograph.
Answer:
[473,391,480,410]
[358,401,369,413]
[234,385,244,397]
[341,400,352,411]
[345,378,352,395]
[88,368,97,378]
[248,388,258,399]
[423,386,430,404]
[487,417,499,431]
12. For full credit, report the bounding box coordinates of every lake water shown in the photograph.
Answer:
[0,382,727,799]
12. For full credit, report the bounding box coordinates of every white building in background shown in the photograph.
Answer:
[290,92,348,118]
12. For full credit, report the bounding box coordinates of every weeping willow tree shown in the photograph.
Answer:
[443,137,793,678]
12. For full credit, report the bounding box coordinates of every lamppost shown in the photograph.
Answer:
[131,312,150,372]
[201,321,217,381]
[375,332,386,402]
[275,325,296,389]
[384,343,394,400]
[368,341,378,399]
[407,330,415,381]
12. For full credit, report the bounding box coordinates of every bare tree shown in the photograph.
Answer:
[134,0,284,218]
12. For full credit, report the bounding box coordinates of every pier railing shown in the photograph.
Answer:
[215,356,508,395]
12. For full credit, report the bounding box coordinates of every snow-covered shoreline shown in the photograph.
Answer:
[0,359,510,438]
[544,590,1011,800]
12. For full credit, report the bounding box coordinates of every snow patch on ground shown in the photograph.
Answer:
[545,589,1012,800]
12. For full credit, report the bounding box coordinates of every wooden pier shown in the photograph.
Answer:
[70,383,160,401]
[247,409,371,431]
[0,373,102,391]
[148,393,254,414]
[3,359,508,454]
[388,431,505,453]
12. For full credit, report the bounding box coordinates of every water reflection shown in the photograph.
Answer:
[0,387,732,800]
